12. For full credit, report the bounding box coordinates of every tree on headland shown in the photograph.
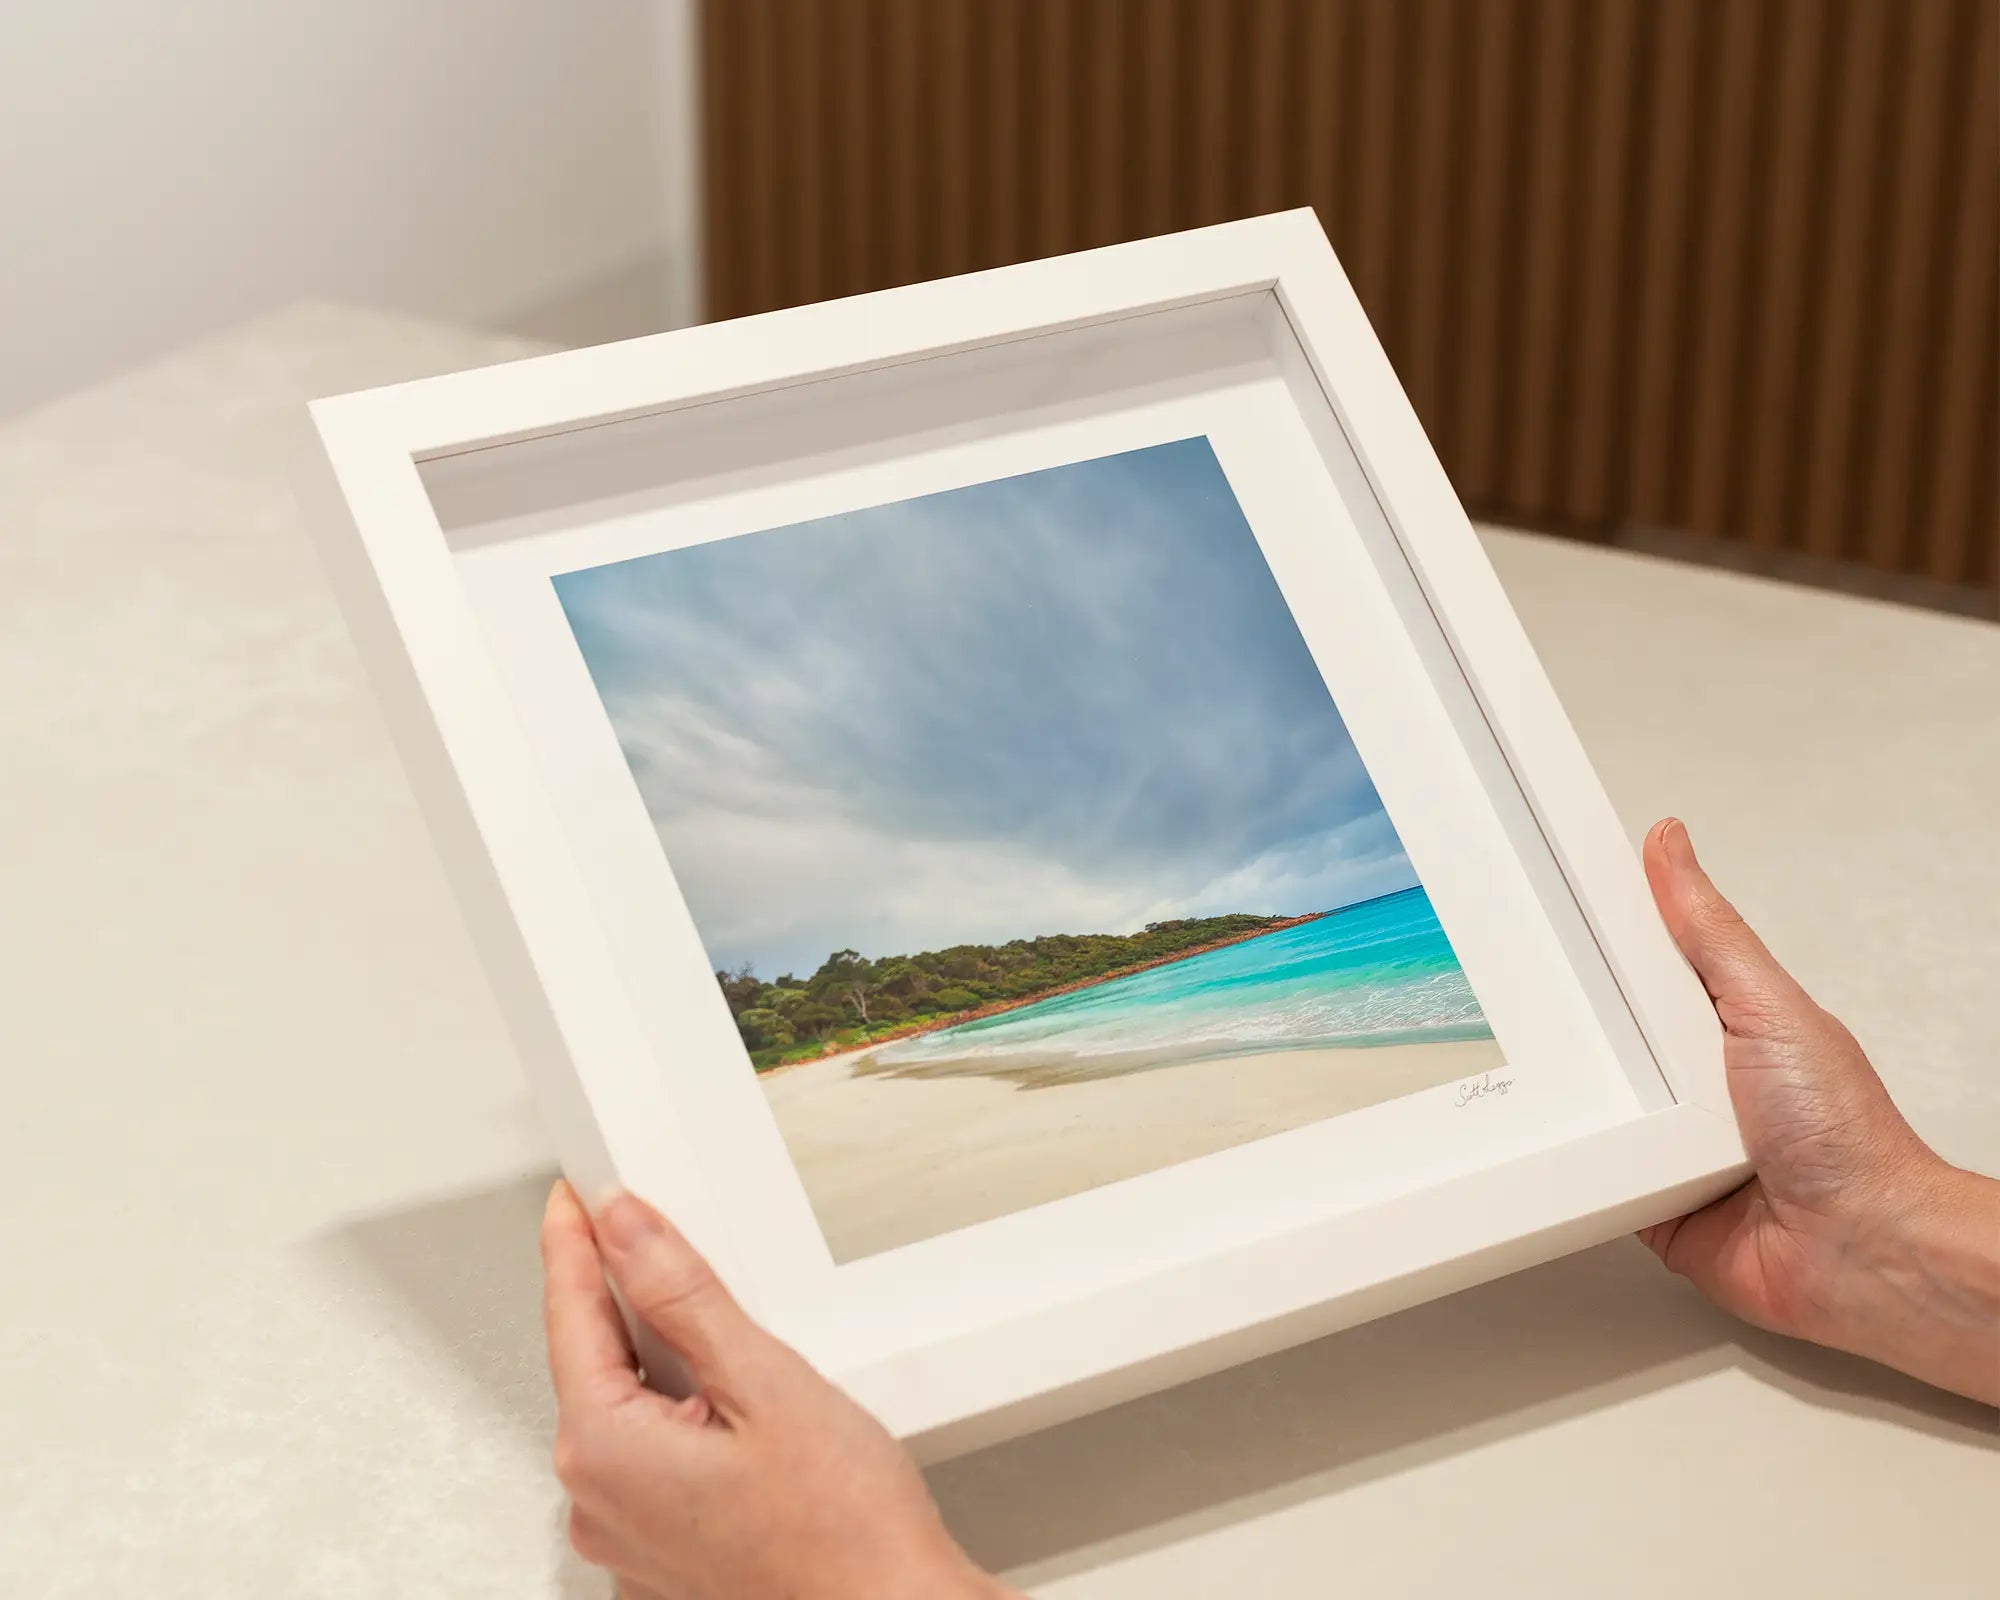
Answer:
[716,962,762,1014]
[817,948,874,1025]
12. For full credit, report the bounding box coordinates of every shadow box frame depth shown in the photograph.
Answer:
[298,211,1749,1460]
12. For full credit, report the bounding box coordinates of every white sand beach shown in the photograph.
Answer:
[760,1036,1504,1261]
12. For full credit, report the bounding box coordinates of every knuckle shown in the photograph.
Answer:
[1690,885,1745,941]
[633,1257,720,1324]
[1813,1008,1864,1058]
[566,1505,609,1564]
[550,1425,600,1496]
[1723,981,1797,1037]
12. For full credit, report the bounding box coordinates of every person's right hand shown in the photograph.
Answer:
[541,1182,1014,1600]
[1637,818,1999,1404]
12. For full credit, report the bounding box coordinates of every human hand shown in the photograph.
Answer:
[540,1182,1014,1600]
[1638,818,1999,1404]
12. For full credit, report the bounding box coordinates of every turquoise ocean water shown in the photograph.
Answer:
[870,885,1492,1074]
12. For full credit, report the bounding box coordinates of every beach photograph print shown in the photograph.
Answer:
[554,438,1501,1261]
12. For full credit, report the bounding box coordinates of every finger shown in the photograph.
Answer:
[1636,1216,1685,1262]
[542,1180,642,1411]
[1640,1182,1772,1319]
[565,1505,651,1580]
[565,1503,618,1570]
[1643,819,1806,1036]
[593,1191,778,1409]
[665,1391,716,1426]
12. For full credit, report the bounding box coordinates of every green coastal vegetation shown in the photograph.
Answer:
[718,913,1300,1071]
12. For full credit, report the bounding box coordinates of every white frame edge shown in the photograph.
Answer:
[299,211,1748,1457]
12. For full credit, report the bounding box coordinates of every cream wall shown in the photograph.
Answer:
[0,1,700,417]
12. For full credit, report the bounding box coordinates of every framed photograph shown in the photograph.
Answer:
[300,211,1748,1459]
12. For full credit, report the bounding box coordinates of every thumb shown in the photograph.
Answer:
[1643,818,1807,1038]
[593,1192,774,1408]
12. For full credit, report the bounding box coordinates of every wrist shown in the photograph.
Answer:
[915,1563,1017,1600]
[944,1552,1021,1600]
[878,1537,1018,1600]
[938,1556,1020,1600]
[1812,1154,2000,1404]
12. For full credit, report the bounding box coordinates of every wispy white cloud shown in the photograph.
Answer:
[557,439,1416,975]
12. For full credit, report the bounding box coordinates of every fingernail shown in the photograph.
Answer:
[1662,818,1696,872]
[596,1193,663,1253]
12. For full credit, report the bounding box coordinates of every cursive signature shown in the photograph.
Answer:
[1454,1072,1515,1107]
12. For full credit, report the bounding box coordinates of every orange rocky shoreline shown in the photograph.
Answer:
[762,909,1330,1075]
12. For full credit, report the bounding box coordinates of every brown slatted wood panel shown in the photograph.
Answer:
[704,0,2000,593]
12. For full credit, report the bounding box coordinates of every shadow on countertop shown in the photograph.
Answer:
[314,1169,613,1600]
[929,1238,1995,1585]
[318,1172,1995,1593]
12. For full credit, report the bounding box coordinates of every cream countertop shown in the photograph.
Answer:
[1,307,1993,1598]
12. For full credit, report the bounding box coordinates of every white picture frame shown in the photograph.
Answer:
[298,211,1748,1460]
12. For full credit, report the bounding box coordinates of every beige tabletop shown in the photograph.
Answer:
[2,307,1994,1598]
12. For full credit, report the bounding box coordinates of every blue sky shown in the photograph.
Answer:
[555,437,1417,978]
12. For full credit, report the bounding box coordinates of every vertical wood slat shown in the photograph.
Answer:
[825,0,880,302]
[1798,0,1895,561]
[1187,0,1236,229]
[1564,0,1641,525]
[1294,0,1348,247]
[1680,2,1763,543]
[1242,1,1294,220]
[1133,1,1180,240]
[1975,370,1999,589]
[703,0,1998,594]
[931,0,977,279]
[1400,0,1459,461]
[984,1,1026,272]
[698,0,738,316]
[1026,0,1078,261]
[775,0,827,309]
[1861,0,1961,572]
[1451,0,1523,508]
[741,0,785,313]
[1623,0,1701,530]
[1506,0,1582,515]
[1739,0,1827,550]
[1344,2,1403,352]
[878,0,924,288]
[1080,0,1131,250]
[1921,0,1999,586]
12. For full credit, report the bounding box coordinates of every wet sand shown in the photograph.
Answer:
[759,1036,1504,1261]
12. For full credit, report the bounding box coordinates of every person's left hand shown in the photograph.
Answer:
[540,1181,1013,1600]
